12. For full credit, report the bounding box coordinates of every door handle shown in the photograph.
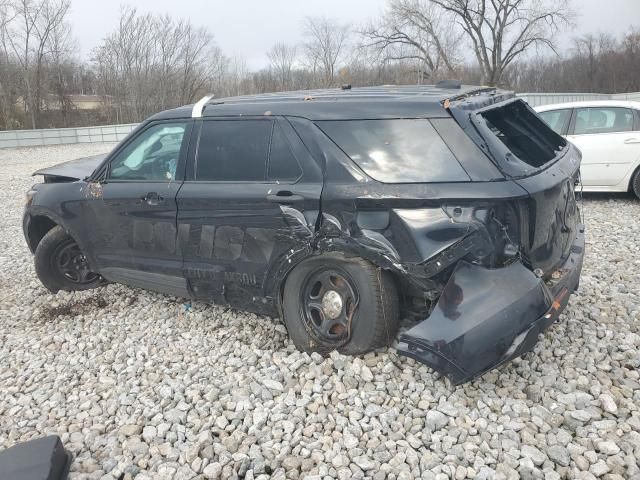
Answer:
[266,191,304,204]
[141,192,164,205]
[624,138,640,144]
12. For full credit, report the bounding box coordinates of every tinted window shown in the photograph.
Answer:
[196,120,271,181]
[573,107,634,135]
[481,100,565,168]
[538,109,571,134]
[268,123,302,181]
[317,119,470,183]
[109,122,186,181]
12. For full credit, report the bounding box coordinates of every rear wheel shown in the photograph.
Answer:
[34,226,102,293]
[282,255,399,356]
[632,167,640,200]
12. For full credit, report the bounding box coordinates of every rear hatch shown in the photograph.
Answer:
[449,94,581,274]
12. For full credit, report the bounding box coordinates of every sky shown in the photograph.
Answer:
[68,0,640,69]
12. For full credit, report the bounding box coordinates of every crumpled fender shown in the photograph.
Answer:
[397,259,552,384]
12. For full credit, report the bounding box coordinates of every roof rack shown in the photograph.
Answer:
[192,94,215,118]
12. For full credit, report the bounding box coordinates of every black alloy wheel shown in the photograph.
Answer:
[53,240,100,285]
[300,268,359,347]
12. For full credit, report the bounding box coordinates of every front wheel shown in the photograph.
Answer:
[34,226,103,293]
[282,255,399,356]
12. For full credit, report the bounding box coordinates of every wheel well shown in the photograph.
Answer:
[27,215,58,252]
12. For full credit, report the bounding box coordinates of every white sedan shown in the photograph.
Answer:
[535,101,640,198]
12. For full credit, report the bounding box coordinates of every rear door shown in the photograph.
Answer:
[86,120,192,296]
[567,106,638,187]
[177,117,322,312]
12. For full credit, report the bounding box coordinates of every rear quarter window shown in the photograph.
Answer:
[538,109,571,135]
[317,119,470,183]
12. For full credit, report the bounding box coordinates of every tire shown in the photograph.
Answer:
[282,254,399,356]
[632,167,640,200]
[34,226,102,293]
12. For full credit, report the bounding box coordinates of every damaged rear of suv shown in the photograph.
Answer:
[23,84,584,384]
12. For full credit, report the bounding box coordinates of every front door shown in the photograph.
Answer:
[177,117,322,314]
[84,120,192,296]
[567,106,639,187]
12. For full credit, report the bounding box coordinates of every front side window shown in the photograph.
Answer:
[573,107,634,135]
[317,119,470,183]
[538,109,571,135]
[109,122,187,181]
[196,120,272,181]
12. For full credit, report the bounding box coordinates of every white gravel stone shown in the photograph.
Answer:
[202,462,222,479]
[547,445,570,467]
[589,460,610,477]
[119,424,142,436]
[521,445,547,466]
[425,410,449,431]
[1,144,639,479]
[599,393,618,414]
[596,441,620,455]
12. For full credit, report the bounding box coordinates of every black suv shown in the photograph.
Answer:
[23,84,585,384]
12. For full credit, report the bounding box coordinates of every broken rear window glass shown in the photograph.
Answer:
[480,100,566,168]
[317,119,470,183]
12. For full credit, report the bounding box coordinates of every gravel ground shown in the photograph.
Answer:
[0,144,639,480]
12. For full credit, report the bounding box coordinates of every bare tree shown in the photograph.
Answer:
[93,7,220,122]
[0,1,16,127]
[430,0,574,85]
[360,0,460,81]
[267,42,297,91]
[47,13,75,125]
[302,16,350,87]
[5,0,71,128]
[226,54,249,96]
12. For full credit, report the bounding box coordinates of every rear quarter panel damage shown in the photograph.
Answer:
[305,116,584,384]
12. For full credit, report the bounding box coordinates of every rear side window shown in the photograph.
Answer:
[480,100,566,168]
[196,120,271,181]
[317,119,470,183]
[538,109,571,135]
[268,123,302,181]
[573,107,634,135]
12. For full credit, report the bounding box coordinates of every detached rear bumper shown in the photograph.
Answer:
[397,225,585,385]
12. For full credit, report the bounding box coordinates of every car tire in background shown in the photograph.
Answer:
[34,226,103,293]
[632,167,640,200]
[282,254,399,356]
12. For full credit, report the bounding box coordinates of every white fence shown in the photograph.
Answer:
[1,91,640,149]
[518,91,640,107]
[0,123,137,149]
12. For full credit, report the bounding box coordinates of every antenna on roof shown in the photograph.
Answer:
[192,94,215,118]
[435,80,462,89]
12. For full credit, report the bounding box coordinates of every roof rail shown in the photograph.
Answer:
[192,94,215,118]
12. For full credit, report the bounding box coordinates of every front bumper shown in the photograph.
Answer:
[397,225,585,385]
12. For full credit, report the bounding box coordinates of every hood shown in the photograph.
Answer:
[32,154,106,181]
